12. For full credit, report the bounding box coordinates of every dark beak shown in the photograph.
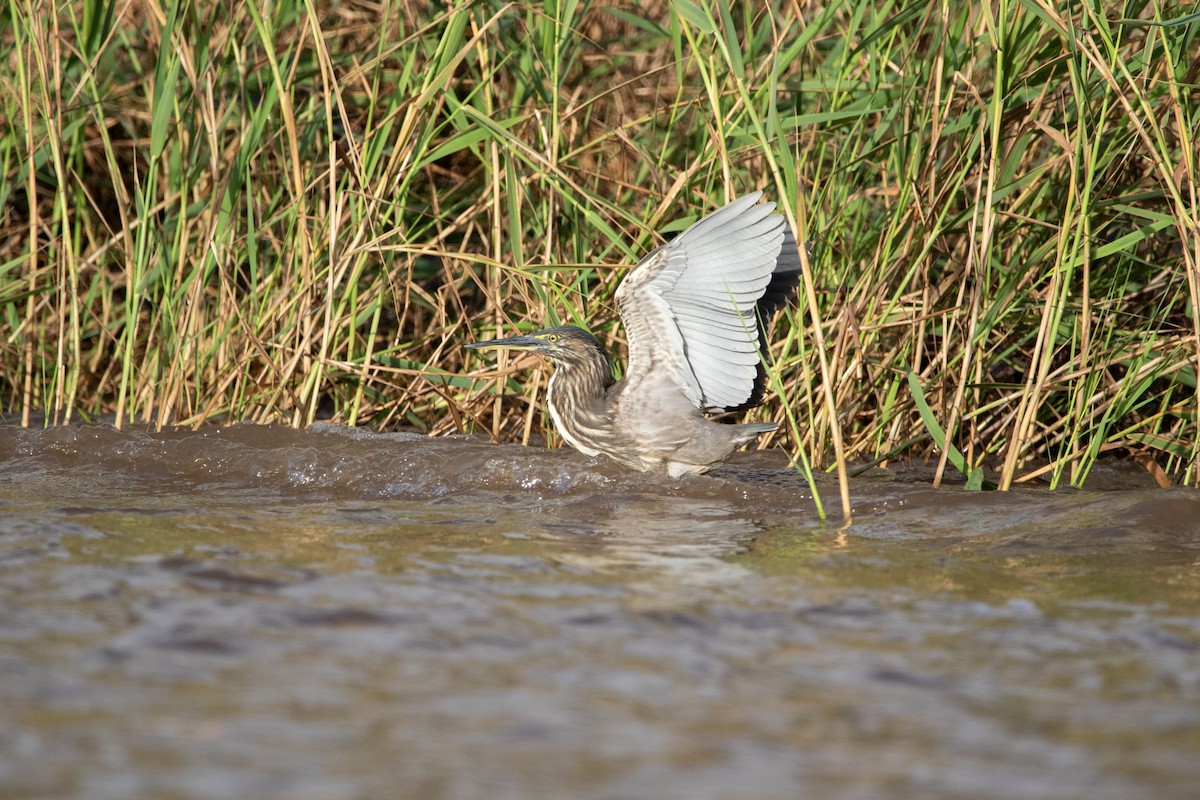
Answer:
[464,334,544,352]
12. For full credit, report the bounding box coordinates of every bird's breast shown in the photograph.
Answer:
[546,370,613,459]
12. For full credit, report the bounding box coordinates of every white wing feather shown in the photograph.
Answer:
[615,192,796,411]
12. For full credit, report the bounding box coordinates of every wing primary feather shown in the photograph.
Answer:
[615,192,804,413]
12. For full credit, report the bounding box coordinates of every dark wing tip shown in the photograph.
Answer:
[757,227,805,318]
[723,227,806,413]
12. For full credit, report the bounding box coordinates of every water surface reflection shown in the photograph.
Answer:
[1,423,1197,800]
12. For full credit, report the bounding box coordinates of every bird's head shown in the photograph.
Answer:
[466,325,610,372]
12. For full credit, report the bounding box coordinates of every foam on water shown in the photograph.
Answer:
[1,422,1198,800]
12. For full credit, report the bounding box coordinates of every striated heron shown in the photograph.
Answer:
[466,192,802,478]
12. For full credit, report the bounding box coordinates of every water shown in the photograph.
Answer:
[2,422,1198,799]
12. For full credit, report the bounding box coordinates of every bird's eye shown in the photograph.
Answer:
[547,334,558,342]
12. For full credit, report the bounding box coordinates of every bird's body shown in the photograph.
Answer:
[467,192,802,478]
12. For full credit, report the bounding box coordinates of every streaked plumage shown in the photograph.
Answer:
[466,192,802,478]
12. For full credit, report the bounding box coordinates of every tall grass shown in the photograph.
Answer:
[2,0,1197,490]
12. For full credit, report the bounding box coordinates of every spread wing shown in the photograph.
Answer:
[614,192,801,412]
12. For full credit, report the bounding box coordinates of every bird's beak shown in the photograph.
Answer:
[464,334,544,352]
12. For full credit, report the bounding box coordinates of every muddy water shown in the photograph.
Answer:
[1,423,1198,800]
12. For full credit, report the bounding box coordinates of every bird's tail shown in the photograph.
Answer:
[731,422,778,445]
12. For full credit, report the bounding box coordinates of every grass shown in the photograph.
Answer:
[2,0,1198,496]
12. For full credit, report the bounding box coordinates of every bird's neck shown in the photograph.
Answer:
[546,354,615,458]
[547,349,613,407]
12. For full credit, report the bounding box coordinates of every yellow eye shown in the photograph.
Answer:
[546,334,558,342]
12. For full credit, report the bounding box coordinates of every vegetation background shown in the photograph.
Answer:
[2,0,1198,490]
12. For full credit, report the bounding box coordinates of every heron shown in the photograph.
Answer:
[466,192,803,478]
